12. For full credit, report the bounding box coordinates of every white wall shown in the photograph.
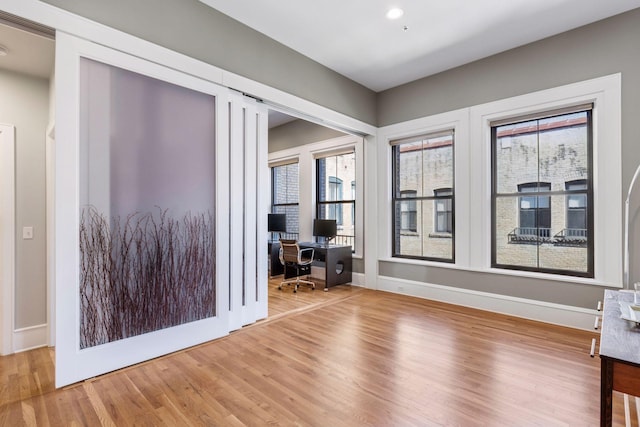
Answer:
[0,68,50,347]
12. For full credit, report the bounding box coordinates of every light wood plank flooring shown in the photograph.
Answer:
[0,279,630,426]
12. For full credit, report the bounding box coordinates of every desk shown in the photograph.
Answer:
[599,290,640,426]
[298,242,352,291]
[269,241,284,277]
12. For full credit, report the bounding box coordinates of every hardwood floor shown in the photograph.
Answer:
[0,280,630,426]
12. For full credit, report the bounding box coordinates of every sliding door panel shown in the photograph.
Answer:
[55,33,230,387]
[79,57,217,348]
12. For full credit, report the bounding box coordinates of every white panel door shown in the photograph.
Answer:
[228,92,269,331]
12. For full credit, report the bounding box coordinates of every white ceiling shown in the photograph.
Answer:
[200,0,640,91]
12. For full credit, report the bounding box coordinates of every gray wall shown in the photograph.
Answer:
[377,9,640,308]
[0,69,49,329]
[27,3,640,309]
[41,0,376,126]
[268,119,345,153]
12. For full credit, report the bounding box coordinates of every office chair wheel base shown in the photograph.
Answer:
[323,288,328,292]
[278,286,282,291]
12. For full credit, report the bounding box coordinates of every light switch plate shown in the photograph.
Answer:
[23,226,33,240]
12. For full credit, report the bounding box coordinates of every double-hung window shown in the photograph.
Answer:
[271,162,299,240]
[392,130,454,262]
[316,152,356,246]
[491,106,593,276]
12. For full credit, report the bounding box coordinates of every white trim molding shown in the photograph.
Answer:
[377,275,597,331]
[469,73,622,284]
[350,272,365,287]
[377,108,469,264]
[377,74,621,286]
[0,124,16,356]
[13,324,48,353]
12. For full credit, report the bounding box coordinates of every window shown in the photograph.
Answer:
[271,162,299,239]
[492,107,593,276]
[392,130,454,262]
[566,180,587,231]
[316,152,356,246]
[517,182,551,238]
[400,190,417,232]
[380,74,620,286]
[328,176,343,225]
[351,180,356,229]
[433,188,453,234]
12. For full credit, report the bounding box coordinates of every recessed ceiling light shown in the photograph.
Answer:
[386,8,404,20]
[0,45,8,57]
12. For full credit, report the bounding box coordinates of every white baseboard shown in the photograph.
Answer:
[13,323,48,353]
[377,275,597,331]
[351,272,365,287]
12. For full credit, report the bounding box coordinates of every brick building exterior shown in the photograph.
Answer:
[317,152,356,244]
[272,162,300,236]
[393,111,590,274]
[394,136,454,260]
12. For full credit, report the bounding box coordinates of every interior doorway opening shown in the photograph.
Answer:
[0,13,55,355]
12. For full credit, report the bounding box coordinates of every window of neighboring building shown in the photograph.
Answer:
[492,107,593,277]
[391,129,454,262]
[271,162,299,239]
[316,152,356,246]
[328,176,343,225]
[517,182,551,237]
[566,179,587,231]
[400,190,417,232]
[433,188,453,234]
[351,180,356,229]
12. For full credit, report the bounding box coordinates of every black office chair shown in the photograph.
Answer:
[278,239,315,293]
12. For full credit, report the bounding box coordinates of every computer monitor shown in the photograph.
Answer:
[268,214,287,241]
[313,219,337,245]
[268,213,287,232]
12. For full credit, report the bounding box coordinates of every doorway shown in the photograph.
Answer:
[266,110,359,317]
[0,17,54,355]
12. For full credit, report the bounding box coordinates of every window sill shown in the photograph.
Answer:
[428,232,452,239]
[379,256,620,288]
[400,231,419,236]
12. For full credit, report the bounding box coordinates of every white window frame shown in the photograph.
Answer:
[471,73,621,286]
[379,74,621,287]
[378,108,469,266]
[269,135,364,258]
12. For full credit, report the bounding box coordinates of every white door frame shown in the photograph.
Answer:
[0,124,16,356]
[46,123,55,346]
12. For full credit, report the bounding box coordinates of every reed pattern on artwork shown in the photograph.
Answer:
[79,206,215,349]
